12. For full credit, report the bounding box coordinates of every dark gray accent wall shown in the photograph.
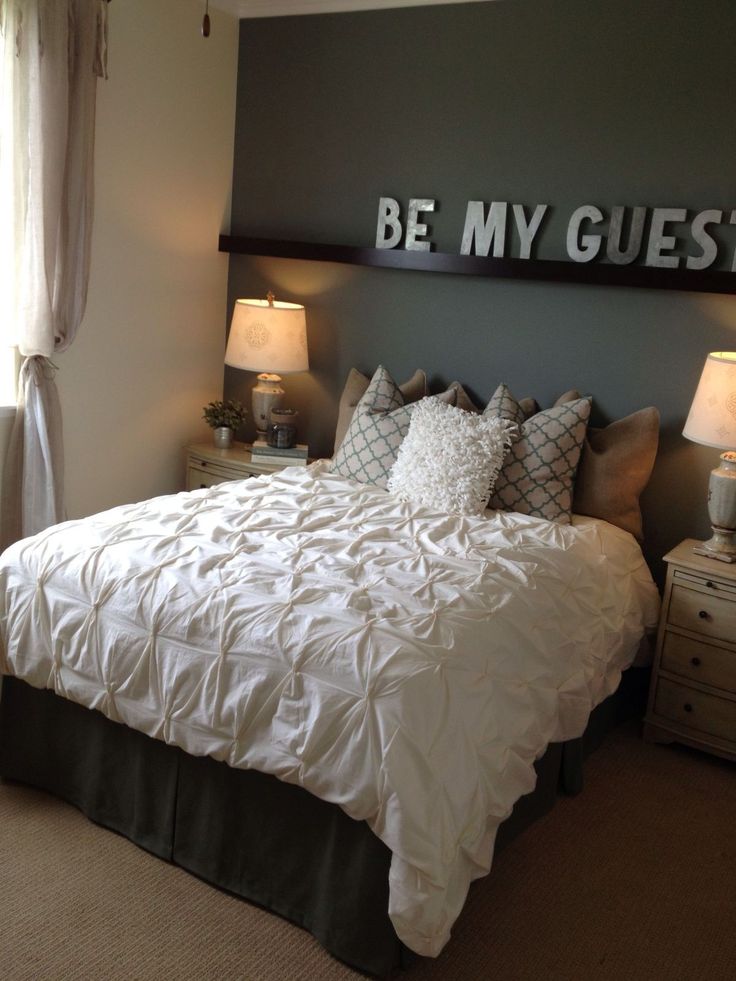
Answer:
[225,0,736,582]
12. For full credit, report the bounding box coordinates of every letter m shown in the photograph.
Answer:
[460,201,508,257]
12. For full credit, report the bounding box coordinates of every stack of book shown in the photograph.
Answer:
[250,440,309,467]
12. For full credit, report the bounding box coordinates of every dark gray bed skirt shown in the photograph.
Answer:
[0,670,648,977]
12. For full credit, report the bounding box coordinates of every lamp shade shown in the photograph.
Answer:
[683,352,736,450]
[225,298,308,374]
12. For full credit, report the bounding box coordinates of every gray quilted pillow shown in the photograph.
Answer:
[486,384,591,523]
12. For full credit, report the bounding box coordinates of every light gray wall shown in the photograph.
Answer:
[225,0,736,582]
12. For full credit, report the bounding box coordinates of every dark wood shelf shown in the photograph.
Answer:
[219,234,736,295]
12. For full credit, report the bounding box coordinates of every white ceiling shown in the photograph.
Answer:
[211,0,493,18]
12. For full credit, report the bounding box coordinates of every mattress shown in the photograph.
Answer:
[0,462,660,956]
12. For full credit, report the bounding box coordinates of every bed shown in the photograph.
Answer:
[0,370,661,976]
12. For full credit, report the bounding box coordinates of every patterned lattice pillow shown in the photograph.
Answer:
[387,399,517,515]
[333,367,428,454]
[486,384,592,523]
[330,365,421,488]
[485,383,527,426]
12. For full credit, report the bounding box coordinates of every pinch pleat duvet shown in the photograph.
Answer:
[0,462,660,956]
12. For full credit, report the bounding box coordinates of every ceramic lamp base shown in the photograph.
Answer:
[694,452,736,562]
[693,527,736,562]
[252,373,284,439]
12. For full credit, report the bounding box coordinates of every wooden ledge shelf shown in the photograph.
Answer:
[219,234,736,295]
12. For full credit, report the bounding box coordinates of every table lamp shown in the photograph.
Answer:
[683,351,736,562]
[225,292,309,439]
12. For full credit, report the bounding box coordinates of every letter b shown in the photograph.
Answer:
[376,197,402,249]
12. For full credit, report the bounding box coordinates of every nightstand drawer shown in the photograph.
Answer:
[661,631,736,693]
[185,442,295,493]
[669,583,736,643]
[673,570,736,596]
[187,464,233,490]
[654,677,736,744]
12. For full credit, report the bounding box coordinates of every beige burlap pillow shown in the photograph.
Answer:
[573,407,660,541]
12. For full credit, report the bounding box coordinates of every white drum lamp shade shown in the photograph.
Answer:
[683,352,736,561]
[225,296,309,438]
[225,298,309,375]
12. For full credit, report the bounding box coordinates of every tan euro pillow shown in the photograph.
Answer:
[447,381,481,414]
[448,381,538,418]
[573,407,660,541]
[553,389,582,407]
[333,367,428,454]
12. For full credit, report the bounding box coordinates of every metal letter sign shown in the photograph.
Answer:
[376,197,402,249]
[378,196,736,276]
[606,206,646,265]
[220,196,736,296]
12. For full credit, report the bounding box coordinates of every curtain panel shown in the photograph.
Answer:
[0,0,108,548]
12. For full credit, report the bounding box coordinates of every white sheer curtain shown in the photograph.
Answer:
[0,0,108,548]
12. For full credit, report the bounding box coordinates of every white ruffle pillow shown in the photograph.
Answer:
[387,399,517,515]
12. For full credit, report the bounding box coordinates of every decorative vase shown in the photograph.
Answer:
[213,426,233,449]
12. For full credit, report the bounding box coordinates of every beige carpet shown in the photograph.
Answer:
[1,721,734,981]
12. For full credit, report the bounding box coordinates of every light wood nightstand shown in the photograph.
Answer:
[185,441,302,490]
[643,539,736,762]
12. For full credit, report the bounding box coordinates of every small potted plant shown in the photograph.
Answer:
[202,399,247,449]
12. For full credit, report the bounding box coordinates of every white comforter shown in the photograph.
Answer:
[0,463,659,956]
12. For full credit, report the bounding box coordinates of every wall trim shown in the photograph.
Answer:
[212,0,494,19]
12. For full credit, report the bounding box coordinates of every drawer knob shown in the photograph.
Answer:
[683,703,693,713]
[690,656,701,667]
[698,610,709,620]
[706,580,715,589]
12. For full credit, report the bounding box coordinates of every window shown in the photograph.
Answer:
[0,348,18,408]
[0,17,18,408]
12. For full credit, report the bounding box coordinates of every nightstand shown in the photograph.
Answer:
[185,441,299,490]
[643,539,736,761]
